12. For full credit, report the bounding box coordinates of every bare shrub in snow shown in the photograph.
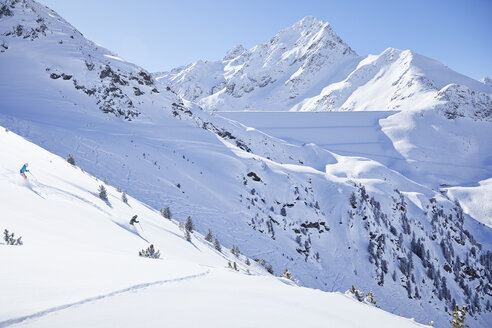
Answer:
[121,192,128,204]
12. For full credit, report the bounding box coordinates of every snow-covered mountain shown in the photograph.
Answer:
[155,18,492,121]
[155,16,492,209]
[155,16,360,111]
[157,16,492,221]
[1,1,491,327]
[1,128,431,328]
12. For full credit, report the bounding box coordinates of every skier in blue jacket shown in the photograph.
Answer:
[20,163,29,179]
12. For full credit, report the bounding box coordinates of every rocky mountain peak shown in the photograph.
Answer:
[223,44,246,61]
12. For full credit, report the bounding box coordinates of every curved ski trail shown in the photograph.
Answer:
[0,270,210,327]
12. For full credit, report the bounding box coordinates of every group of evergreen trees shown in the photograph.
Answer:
[3,229,23,245]
[139,244,160,259]
[350,183,491,322]
[346,285,377,306]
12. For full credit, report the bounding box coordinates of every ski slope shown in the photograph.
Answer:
[0,128,428,328]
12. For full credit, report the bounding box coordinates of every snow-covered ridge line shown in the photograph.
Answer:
[155,16,359,111]
[156,18,491,122]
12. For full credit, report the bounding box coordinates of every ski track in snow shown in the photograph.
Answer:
[0,270,211,328]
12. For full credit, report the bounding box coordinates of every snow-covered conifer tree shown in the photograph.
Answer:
[98,185,108,200]
[66,154,75,165]
[213,238,221,252]
[205,229,213,242]
[185,216,194,232]
[160,206,171,219]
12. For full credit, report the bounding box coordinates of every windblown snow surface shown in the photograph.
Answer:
[1,1,491,327]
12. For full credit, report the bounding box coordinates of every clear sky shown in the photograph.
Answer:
[38,0,491,80]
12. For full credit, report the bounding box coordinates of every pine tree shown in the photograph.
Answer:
[205,229,213,242]
[281,269,293,280]
[184,229,191,242]
[121,192,128,204]
[66,154,76,165]
[349,285,364,302]
[365,291,376,305]
[160,206,171,219]
[185,216,194,232]
[451,305,469,328]
[98,185,108,200]
[233,261,238,271]
[3,229,10,243]
[214,238,221,252]
[349,192,357,209]
[231,245,240,257]
[245,258,251,266]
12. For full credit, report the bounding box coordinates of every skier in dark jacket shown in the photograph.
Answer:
[20,163,29,179]
[129,215,139,225]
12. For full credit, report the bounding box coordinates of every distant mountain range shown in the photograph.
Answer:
[155,16,491,122]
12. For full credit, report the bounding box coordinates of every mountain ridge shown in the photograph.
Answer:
[155,16,492,122]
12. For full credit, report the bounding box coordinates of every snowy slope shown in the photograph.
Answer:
[1,2,492,327]
[1,128,432,328]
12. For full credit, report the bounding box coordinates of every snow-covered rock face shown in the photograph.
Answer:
[436,84,492,121]
[0,0,175,120]
[156,16,359,110]
[1,2,492,327]
[480,77,492,88]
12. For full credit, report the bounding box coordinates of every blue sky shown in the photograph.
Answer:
[39,0,491,80]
